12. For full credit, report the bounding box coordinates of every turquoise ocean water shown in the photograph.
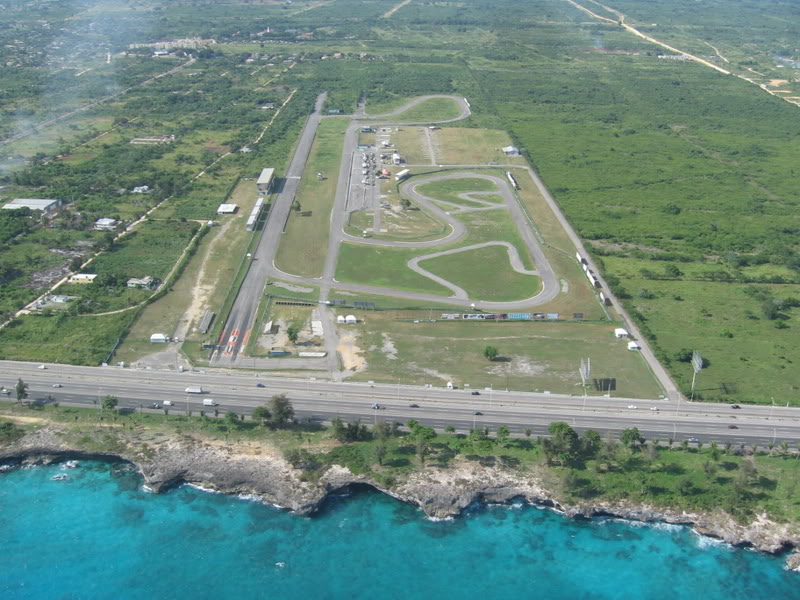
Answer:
[1,461,799,600]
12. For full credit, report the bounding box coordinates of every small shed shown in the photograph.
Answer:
[336,315,346,324]
[217,203,238,214]
[150,333,169,343]
[614,328,629,338]
[68,274,97,284]
[344,315,357,324]
[627,341,641,351]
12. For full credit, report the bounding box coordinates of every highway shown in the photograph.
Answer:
[3,360,799,448]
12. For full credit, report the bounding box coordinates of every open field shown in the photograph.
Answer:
[343,313,662,398]
[336,243,451,297]
[391,127,430,165]
[382,97,462,122]
[275,117,349,278]
[433,128,527,166]
[420,245,541,303]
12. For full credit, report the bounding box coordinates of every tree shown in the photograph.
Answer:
[664,264,682,278]
[444,425,456,434]
[101,395,118,411]
[270,394,294,428]
[224,411,240,428]
[287,325,300,344]
[483,345,498,361]
[582,430,602,457]
[373,420,392,440]
[621,427,645,451]
[548,422,579,464]
[15,378,28,404]
[496,425,510,447]
[375,443,387,466]
[677,478,694,496]
[253,405,272,427]
[702,461,717,480]
[524,428,533,438]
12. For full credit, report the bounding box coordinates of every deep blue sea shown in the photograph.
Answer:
[1,461,799,600]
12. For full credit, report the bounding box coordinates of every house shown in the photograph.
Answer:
[344,315,357,324]
[216,203,238,214]
[256,168,275,194]
[68,274,97,284]
[502,145,520,156]
[2,198,62,215]
[132,185,150,194]
[94,218,118,231]
[627,341,642,351]
[127,276,157,289]
[614,328,629,338]
[150,333,170,343]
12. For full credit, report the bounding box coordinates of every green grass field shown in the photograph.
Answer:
[420,245,541,302]
[434,128,527,166]
[335,243,451,296]
[384,97,462,122]
[415,175,500,206]
[275,117,349,278]
[346,314,662,398]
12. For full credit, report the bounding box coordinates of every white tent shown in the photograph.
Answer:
[627,341,641,351]
[336,315,346,324]
[150,333,169,343]
[614,328,629,338]
[345,315,357,324]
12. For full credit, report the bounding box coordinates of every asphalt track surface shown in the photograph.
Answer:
[3,360,799,448]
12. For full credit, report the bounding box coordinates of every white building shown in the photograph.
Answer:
[68,274,97,284]
[94,218,118,231]
[614,328,629,338]
[2,198,61,215]
[150,333,170,343]
[216,203,238,214]
[256,168,275,194]
[127,276,157,289]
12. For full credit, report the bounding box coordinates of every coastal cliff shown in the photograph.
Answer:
[2,427,800,568]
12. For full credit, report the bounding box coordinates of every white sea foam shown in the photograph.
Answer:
[692,530,732,550]
[424,515,455,522]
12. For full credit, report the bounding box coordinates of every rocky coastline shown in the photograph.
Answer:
[3,428,800,570]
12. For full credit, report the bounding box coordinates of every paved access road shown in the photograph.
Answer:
[4,360,799,448]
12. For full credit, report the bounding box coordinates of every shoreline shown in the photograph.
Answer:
[3,429,800,570]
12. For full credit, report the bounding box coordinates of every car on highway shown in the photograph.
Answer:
[649,407,659,411]
[151,402,161,409]
[0,388,9,396]
[409,404,419,408]
[163,400,174,406]
[38,364,47,370]
[371,403,384,410]
[51,384,62,388]
[471,391,480,396]
[256,383,266,388]
[728,425,739,429]
[687,437,700,443]
[731,404,741,409]
[627,404,638,409]
[473,411,483,416]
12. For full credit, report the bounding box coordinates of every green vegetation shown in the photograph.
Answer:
[347,313,661,397]
[420,245,541,302]
[384,97,462,122]
[416,176,500,207]
[335,243,451,296]
[275,117,350,278]
[5,402,800,526]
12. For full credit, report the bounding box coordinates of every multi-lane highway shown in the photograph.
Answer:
[3,360,799,448]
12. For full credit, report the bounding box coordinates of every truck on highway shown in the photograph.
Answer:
[202,398,218,407]
[185,386,204,394]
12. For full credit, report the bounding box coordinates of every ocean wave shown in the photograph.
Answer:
[692,530,732,550]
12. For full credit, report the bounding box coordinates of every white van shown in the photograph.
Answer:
[163,400,174,406]
[202,398,218,407]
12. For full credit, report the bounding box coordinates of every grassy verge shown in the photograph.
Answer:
[387,97,462,122]
[275,117,350,278]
